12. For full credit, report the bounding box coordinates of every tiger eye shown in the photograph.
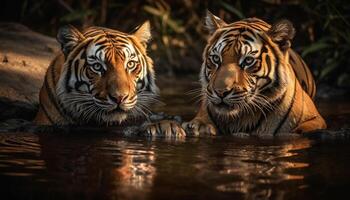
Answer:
[92,63,103,72]
[211,55,220,64]
[242,56,255,68]
[127,61,136,70]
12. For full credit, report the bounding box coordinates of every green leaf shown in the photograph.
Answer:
[301,42,331,57]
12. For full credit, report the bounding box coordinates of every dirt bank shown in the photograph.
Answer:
[0,23,59,104]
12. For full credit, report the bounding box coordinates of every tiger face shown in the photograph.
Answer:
[56,22,158,124]
[201,13,295,119]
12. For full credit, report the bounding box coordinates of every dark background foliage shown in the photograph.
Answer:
[1,0,350,88]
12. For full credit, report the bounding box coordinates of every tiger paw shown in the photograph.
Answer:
[182,119,217,137]
[141,120,186,138]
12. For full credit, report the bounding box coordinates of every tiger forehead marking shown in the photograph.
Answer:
[85,41,142,73]
[210,26,264,55]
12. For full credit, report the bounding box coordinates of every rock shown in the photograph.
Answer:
[0,23,59,104]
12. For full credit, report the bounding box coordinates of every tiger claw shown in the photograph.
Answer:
[182,120,217,137]
[142,120,186,138]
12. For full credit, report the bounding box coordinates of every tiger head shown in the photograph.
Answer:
[56,21,158,125]
[201,12,295,118]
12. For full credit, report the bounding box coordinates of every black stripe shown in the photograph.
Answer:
[80,50,86,59]
[44,75,60,113]
[74,59,80,83]
[44,75,74,123]
[258,36,281,96]
[220,37,233,45]
[65,60,73,93]
[115,50,124,58]
[253,21,270,29]
[250,24,266,31]
[259,77,272,92]
[291,51,315,97]
[145,72,152,92]
[95,45,106,53]
[75,81,88,91]
[242,28,256,38]
[273,75,297,135]
[106,38,129,45]
[93,35,106,44]
[249,61,262,74]
[242,40,251,45]
[115,44,130,49]
[246,81,289,133]
[242,33,254,42]
[251,50,258,54]
[222,33,237,40]
[156,123,162,135]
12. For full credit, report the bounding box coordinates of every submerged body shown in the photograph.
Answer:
[183,13,326,136]
[35,22,184,137]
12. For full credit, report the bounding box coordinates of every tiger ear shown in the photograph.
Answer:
[267,20,295,52]
[205,10,227,34]
[133,21,151,47]
[57,25,84,56]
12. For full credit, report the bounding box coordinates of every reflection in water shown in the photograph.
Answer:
[194,138,312,199]
[0,133,44,178]
[0,133,157,200]
[116,149,155,190]
[104,140,156,199]
[0,132,349,200]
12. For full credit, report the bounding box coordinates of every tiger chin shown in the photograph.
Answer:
[182,11,326,136]
[34,21,185,138]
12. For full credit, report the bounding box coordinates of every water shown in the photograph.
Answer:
[0,77,349,200]
[1,132,350,200]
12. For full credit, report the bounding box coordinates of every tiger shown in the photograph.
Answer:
[182,11,327,136]
[34,21,185,137]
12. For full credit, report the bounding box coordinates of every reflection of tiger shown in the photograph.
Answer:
[34,22,184,137]
[182,12,326,136]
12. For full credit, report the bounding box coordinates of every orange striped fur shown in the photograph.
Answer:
[182,12,326,136]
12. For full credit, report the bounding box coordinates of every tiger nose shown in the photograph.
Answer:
[108,94,128,104]
[214,88,233,98]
